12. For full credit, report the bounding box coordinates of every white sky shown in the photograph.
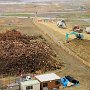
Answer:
[0,0,87,2]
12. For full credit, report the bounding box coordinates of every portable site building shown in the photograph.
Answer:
[20,80,40,90]
[35,73,61,90]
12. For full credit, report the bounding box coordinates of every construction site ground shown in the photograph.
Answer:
[37,21,90,63]
[35,21,90,90]
[0,18,90,90]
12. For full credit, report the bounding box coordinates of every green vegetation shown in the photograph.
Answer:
[57,13,79,19]
[0,25,17,32]
[56,12,90,29]
[57,12,90,19]
[3,13,31,17]
[81,13,90,18]
[68,20,90,28]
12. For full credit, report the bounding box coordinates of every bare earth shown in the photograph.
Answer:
[35,22,90,90]
[0,18,90,90]
[38,21,90,63]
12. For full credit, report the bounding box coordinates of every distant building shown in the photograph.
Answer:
[20,80,40,90]
[35,73,61,90]
[7,73,61,90]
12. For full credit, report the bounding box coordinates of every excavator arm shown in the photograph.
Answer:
[66,31,84,42]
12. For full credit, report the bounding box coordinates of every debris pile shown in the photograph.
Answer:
[0,30,61,75]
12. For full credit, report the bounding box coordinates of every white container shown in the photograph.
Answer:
[85,27,90,34]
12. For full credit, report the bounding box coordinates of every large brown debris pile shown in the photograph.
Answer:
[0,30,61,75]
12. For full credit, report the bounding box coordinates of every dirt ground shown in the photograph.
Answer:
[65,39,90,63]
[36,22,90,90]
[37,21,90,63]
[0,18,90,90]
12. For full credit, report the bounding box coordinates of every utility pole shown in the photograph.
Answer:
[34,6,37,22]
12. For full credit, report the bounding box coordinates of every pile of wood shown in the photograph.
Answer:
[0,30,61,75]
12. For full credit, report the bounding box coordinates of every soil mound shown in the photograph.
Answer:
[0,30,61,75]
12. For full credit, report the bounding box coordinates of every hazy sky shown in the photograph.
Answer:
[0,0,48,1]
[0,0,59,1]
[21,0,77,1]
[0,0,87,2]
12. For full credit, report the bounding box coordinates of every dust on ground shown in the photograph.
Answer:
[36,22,90,90]
[0,18,90,90]
[65,39,90,63]
[38,21,90,63]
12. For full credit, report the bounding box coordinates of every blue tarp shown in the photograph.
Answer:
[59,77,69,88]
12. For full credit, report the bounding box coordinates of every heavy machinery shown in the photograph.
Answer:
[66,31,84,42]
[57,20,66,29]
[73,25,83,33]
[85,27,90,34]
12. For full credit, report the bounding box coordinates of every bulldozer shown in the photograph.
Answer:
[66,31,84,42]
[57,20,67,29]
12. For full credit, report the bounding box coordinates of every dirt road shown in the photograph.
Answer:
[35,22,90,90]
